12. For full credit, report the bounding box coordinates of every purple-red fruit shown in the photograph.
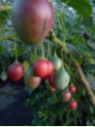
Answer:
[62,91,72,102]
[49,73,56,89]
[69,100,78,110]
[69,86,76,93]
[11,0,54,44]
[8,63,24,82]
[33,59,49,79]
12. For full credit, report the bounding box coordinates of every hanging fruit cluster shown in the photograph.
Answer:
[1,52,78,111]
[62,85,77,110]
[0,0,77,112]
[25,55,70,90]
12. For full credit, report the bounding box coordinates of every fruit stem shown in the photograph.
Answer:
[14,42,18,63]
[58,14,66,45]
[61,49,64,67]
[41,42,45,59]
[56,12,66,47]
[49,29,68,53]
[54,46,57,57]
[47,40,51,58]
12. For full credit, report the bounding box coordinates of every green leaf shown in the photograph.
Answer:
[30,53,40,63]
[60,0,93,16]
[10,48,24,56]
[35,92,45,99]
[57,104,67,121]
[47,94,57,105]
[89,105,94,115]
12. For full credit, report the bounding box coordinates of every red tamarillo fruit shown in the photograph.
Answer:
[11,0,54,44]
[8,63,24,82]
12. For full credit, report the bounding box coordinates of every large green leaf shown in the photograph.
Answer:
[60,0,93,16]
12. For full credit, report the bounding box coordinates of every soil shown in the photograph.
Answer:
[0,79,33,126]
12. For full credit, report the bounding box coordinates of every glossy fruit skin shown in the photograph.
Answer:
[33,59,49,79]
[49,73,56,89]
[8,63,24,82]
[69,101,78,110]
[11,0,54,44]
[50,57,62,71]
[49,86,56,92]
[69,86,76,93]
[0,71,8,81]
[62,91,72,102]
[47,61,54,77]
[42,61,54,80]
[25,70,41,89]
[54,68,70,90]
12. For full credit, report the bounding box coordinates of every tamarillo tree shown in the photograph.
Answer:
[0,0,95,126]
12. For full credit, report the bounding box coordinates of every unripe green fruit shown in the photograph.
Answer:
[0,71,8,81]
[50,57,62,71]
[54,68,70,90]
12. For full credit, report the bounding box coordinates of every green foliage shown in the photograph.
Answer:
[0,0,95,126]
[60,0,93,16]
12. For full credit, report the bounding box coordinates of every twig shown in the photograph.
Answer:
[72,58,95,105]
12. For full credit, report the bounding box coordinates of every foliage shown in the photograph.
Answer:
[0,0,95,126]
[60,0,93,16]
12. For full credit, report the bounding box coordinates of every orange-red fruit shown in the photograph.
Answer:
[33,59,49,79]
[49,86,56,92]
[69,86,76,93]
[8,63,24,82]
[62,91,72,102]
[69,101,78,110]
[49,73,56,89]
[11,0,54,44]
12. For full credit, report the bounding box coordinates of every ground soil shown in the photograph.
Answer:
[0,79,33,126]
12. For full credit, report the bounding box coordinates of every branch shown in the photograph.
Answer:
[72,58,95,105]
[0,33,16,42]
[0,4,12,12]
[48,30,95,105]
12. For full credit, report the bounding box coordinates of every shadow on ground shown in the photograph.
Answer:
[0,79,33,126]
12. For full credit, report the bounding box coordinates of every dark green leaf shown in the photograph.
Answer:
[60,0,93,16]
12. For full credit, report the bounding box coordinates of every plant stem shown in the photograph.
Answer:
[48,29,95,105]
[0,33,17,42]
[0,5,12,12]
[49,29,68,53]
